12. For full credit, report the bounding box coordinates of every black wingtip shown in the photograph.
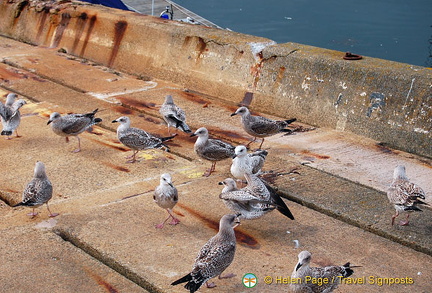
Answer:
[160,135,176,142]
[285,118,297,124]
[12,202,24,208]
[171,273,193,286]
[94,118,102,123]
[1,130,12,136]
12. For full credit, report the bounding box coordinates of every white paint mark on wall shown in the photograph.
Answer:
[87,82,158,103]
[414,128,429,134]
[339,81,348,89]
[360,92,367,96]
[404,78,415,105]
[248,41,277,61]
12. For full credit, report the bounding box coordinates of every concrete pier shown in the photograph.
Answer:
[0,1,431,292]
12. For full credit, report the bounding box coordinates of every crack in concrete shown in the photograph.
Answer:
[54,228,164,293]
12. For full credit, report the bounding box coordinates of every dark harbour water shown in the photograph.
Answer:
[173,0,432,67]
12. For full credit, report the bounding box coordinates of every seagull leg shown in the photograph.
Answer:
[27,208,38,218]
[258,138,265,149]
[399,214,410,226]
[72,136,81,153]
[391,210,399,226]
[126,150,138,163]
[167,209,180,225]
[155,214,171,229]
[46,202,59,217]
[204,162,217,177]
[246,137,257,148]
[15,130,21,138]
[205,281,217,288]
[65,137,69,143]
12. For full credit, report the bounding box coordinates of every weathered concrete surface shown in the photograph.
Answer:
[0,226,148,292]
[0,0,430,158]
[1,35,432,293]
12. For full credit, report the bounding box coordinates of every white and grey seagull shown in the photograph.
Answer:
[190,127,235,177]
[219,172,294,221]
[291,251,359,293]
[13,161,59,218]
[171,214,239,292]
[230,145,267,182]
[231,106,296,149]
[159,95,191,135]
[47,108,102,152]
[112,116,175,163]
[0,93,27,139]
[153,173,180,229]
[387,165,428,226]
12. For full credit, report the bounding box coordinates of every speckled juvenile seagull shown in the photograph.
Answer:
[47,108,102,152]
[230,145,267,181]
[291,251,359,293]
[231,106,296,149]
[13,161,59,218]
[219,172,294,220]
[112,116,175,163]
[0,93,27,139]
[387,165,428,226]
[154,173,180,229]
[171,214,239,292]
[190,127,235,177]
[159,95,191,135]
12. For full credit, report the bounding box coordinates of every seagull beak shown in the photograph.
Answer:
[230,112,237,117]
[112,119,118,123]
[47,120,52,125]
[190,133,197,137]
[232,154,237,159]
[218,181,224,185]
[295,262,303,271]
[168,183,174,188]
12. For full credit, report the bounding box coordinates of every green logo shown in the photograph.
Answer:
[242,273,257,288]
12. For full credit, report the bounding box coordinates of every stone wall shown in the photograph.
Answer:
[1,0,430,157]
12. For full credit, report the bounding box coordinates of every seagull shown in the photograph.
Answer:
[230,145,267,182]
[219,172,294,220]
[47,108,102,152]
[0,93,27,139]
[159,95,191,135]
[13,161,59,218]
[153,173,180,229]
[387,165,428,226]
[291,251,359,293]
[171,214,239,292]
[190,127,235,177]
[231,106,296,149]
[112,116,175,163]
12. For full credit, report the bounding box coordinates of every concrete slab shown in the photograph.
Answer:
[0,225,147,293]
[1,34,431,293]
[51,179,432,293]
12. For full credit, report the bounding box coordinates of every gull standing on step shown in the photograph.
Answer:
[112,116,175,163]
[219,172,294,220]
[13,161,59,218]
[387,165,428,226]
[231,106,296,149]
[230,145,267,181]
[0,93,27,139]
[190,127,235,177]
[47,108,102,152]
[171,214,239,292]
[154,173,180,229]
[291,251,359,293]
[159,95,192,135]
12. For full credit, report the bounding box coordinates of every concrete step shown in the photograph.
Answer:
[0,36,431,293]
